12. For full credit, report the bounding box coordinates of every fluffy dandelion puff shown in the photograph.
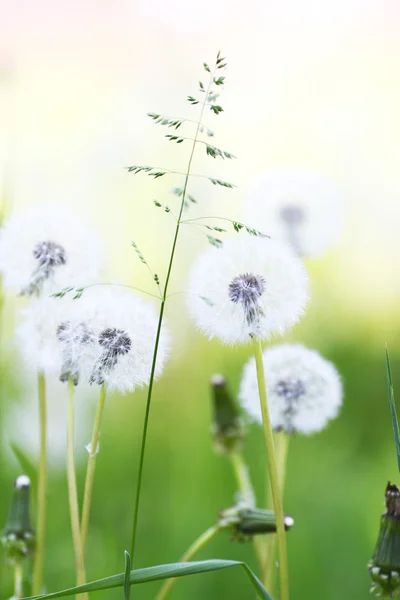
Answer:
[187,236,308,344]
[0,205,103,295]
[17,296,73,375]
[239,343,343,434]
[243,170,344,257]
[63,287,170,392]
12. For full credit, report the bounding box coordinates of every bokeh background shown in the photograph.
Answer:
[1,1,400,598]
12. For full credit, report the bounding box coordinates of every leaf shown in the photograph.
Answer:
[23,560,273,600]
[124,552,131,600]
[10,442,38,494]
[208,178,236,189]
[386,346,400,472]
[207,235,223,249]
[203,63,211,73]
[209,105,224,115]
[205,144,236,160]
[187,96,199,105]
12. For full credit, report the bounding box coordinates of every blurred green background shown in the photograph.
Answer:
[2,1,400,598]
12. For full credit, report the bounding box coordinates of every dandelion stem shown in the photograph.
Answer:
[129,65,217,564]
[252,338,289,600]
[32,371,47,595]
[66,379,88,600]
[14,562,23,599]
[229,449,265,570]
[263,432,290,592]
[155,525,220,600]
[81,384,107,555]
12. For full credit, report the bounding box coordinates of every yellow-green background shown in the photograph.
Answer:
[1,1,400,598]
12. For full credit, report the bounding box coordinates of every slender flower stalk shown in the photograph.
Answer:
[264,432,290,591]
[81,384,107,554]
[252,338,289,600]
[229,449,265,569]
[32,372,47,595]
[66,379,88,600]
[129,61,219,562]
[155,526,220,600]
[14,562,23,599]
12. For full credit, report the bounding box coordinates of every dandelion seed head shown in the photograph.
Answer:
[244,171,344,257]
[0,205,103,295]
[98,328,131,355]
[187,236,308,345]
[239,343,343,434]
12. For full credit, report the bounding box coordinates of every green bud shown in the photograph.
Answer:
[218,505,294,541]
[210,375,245,453]
[2,475,35,563]
[369,482,400,597]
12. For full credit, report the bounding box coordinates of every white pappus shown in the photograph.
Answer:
[187,236,309,345]
[243,170,344,258]
[239,343,343,435]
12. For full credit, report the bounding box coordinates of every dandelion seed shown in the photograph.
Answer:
[187,236,308,344]
[0,205,103,295]
[243,170,344,257]
[239,343,343,434]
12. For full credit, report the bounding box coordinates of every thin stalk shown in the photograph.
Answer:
[129,67,216,563]
[66,379,88,600]
[14,562,23,599]
[263,432,290,593]
[81,384,107,555]
[155,525,219,600]
[32,372,47,595]
[252,338,289,600]
[229,449,265,570]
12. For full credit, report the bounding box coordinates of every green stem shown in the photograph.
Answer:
[32,371,47,595]
[66,379,88,600]
[155,525,220,600]
[230,449,256,507]
[14,562,23,599]
[81,384,107,555]
[129,67,216,563]
[252,338,289,600]
[229,450,265,570]
[263,432,290,593]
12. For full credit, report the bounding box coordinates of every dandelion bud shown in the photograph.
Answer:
[218,505,294,541]
[1,476,35,563]
[369,482,400,597]
[210,374,245,453]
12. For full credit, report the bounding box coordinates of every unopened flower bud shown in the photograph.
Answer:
[369,482,400,597]
[210,374,245,453]
[1,476,35,563]
[218,505,294,541]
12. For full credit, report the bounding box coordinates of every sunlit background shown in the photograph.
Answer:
[1,1,400,598]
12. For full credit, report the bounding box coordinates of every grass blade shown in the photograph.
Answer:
[124,552,131,600]
[386,345,400,472]
[24,560,273,600]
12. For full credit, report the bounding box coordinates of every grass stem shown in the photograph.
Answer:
[252,338,289,600]
[14,562,23,599]
[32,371,47,595]
[81,383,107,555]
[66,379,88,600]
[129,65,217,564]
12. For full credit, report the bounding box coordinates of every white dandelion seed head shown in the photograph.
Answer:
[243,171,344,258]
[65,287,171,393]
[0,205,103,296]
[17,296,73,374]
[239,343,343,435]
[187,236,309,345]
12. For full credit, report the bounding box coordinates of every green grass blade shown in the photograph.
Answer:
[386,346,400,472]
[23,560,273,600]
[123,551,131,600]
